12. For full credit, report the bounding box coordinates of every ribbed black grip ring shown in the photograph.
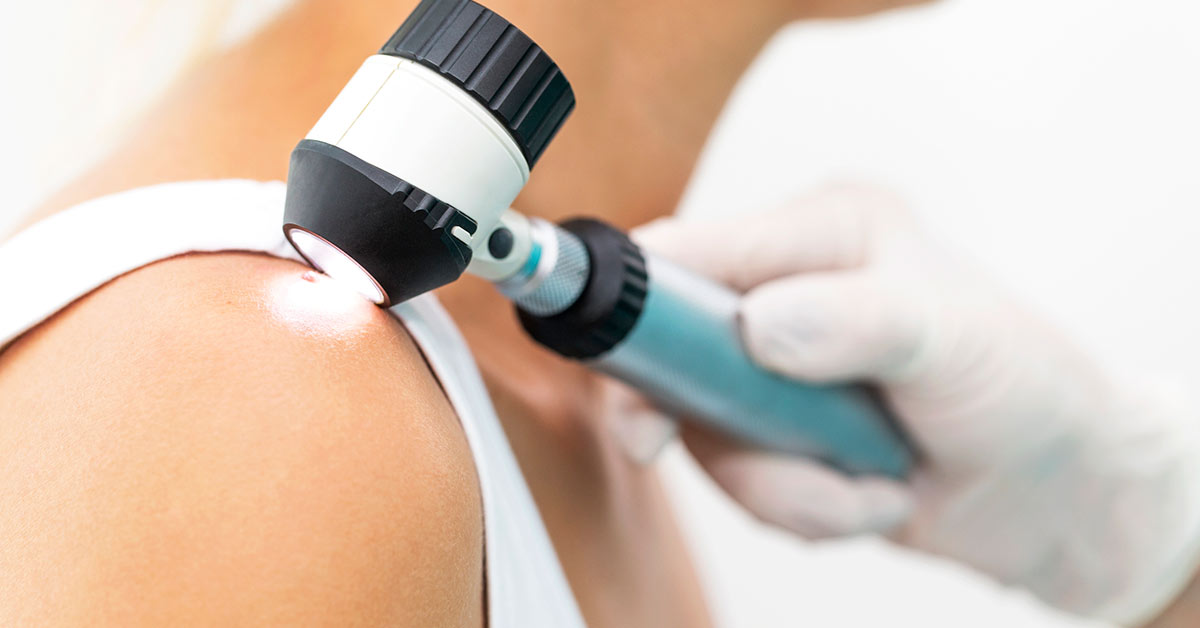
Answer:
[518,219,648,360]
[381,0,575,168]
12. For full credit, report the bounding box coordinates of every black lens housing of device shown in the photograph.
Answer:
[283,0,576,306]
[284,140,478,306]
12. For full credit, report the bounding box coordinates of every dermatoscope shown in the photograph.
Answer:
[283,0,914,477]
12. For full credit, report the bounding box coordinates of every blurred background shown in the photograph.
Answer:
[2,0,1197,626]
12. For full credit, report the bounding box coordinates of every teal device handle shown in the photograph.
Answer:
[509,218,915,478]
[590,251,914,477]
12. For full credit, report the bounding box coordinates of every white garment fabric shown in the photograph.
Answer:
[0,0,297,238]
[0,179,587,628]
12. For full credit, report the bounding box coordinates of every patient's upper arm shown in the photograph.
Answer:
[0,253,483,627]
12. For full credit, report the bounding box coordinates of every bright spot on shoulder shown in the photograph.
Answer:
[267,269,380,338]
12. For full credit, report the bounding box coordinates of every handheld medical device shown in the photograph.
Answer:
[283,0,914,477]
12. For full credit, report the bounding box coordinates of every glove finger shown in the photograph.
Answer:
[632,184,906,292]
[684,424,913,538]
[740,271,927,383]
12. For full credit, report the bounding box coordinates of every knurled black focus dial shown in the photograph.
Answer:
[518,219,649,360]
[381,0,576,168]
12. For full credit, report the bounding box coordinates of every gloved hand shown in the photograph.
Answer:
[630,184,1200,625]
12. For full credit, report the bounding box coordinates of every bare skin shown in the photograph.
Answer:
[5,0,802,625]
[0,254,484,626]
[19,0,1192,627]
[1149,571,1200,628]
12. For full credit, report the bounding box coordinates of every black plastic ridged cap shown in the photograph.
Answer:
[381,0,575,168]
[518,219,648,360]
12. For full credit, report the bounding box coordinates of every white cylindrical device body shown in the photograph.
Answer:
[305,55,531,262]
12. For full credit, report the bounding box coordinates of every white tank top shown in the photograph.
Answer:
[0,180,586,628]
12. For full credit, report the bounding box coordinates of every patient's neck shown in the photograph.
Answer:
[26,0,787,232]
[14,6,791,625]
[430,0,789,430]
[492,0,788,225]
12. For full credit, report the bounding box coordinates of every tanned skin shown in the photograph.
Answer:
[4,0,816,625]
[21,1,1192,628]
[0,254,485,626]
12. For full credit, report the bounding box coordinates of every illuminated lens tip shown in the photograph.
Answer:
[287,229,387,305]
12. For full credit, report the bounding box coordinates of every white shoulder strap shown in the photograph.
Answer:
[0,180,586,628]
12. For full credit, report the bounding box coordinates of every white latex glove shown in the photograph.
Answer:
[631,184,1200,625]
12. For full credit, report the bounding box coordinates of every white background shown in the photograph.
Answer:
[3,1,1199,626]
[667,2,1200,626]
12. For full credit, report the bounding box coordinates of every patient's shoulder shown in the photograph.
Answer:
[0,252,483,626]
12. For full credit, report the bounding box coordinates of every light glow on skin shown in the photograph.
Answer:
[268,228,391,339]
[266,270,380,339]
